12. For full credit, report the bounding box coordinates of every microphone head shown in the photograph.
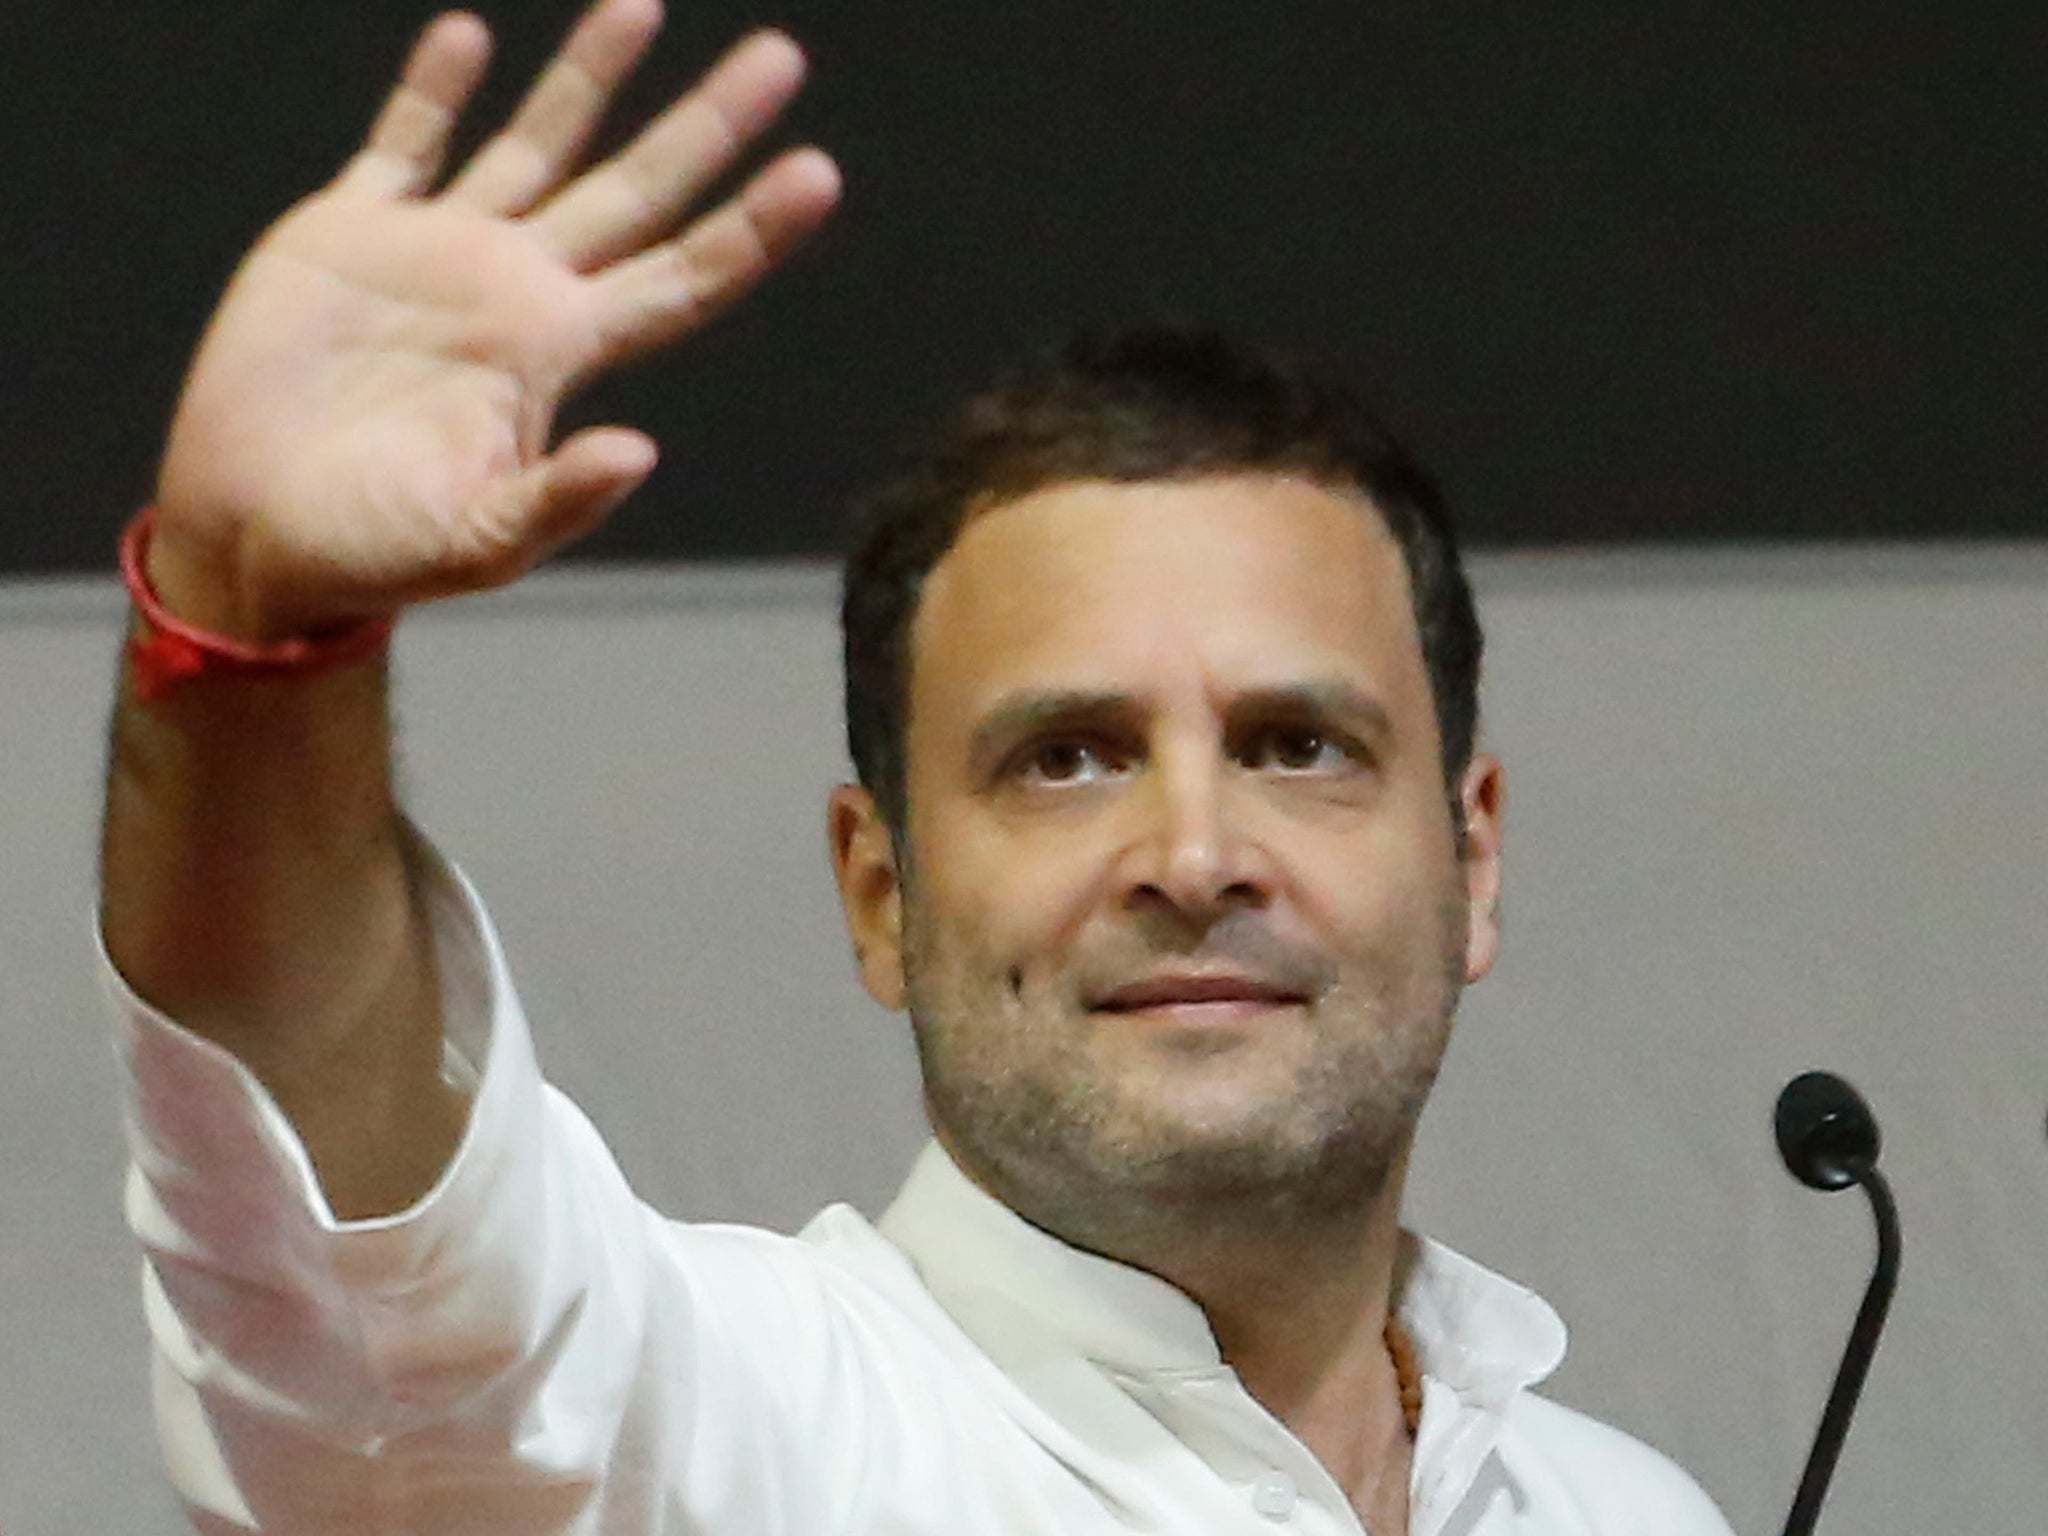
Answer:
[1775,1070,1882,1191]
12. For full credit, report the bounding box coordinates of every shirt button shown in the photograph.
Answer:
[1251,1470,1299,1519]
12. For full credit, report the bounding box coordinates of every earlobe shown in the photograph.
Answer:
[827,785,907,1010]
[1458,754,1506,983]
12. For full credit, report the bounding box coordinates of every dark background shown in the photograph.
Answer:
[5,0,2040,573]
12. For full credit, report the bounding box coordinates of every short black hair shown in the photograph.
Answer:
[841,326,1482,839]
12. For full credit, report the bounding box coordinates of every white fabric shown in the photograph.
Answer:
[112,850,1734,1536]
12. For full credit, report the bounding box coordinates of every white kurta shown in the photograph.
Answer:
[113,851,1734,1536]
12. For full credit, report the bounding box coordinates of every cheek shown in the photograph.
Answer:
[1287,822,1461,948]
[905,866,1050,1012]
[918,813,1115,956]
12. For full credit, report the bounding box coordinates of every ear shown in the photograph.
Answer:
[828,784,907,1010]
[1456,753,1506,983]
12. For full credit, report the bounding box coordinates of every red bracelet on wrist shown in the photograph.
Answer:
[119,508,394,702]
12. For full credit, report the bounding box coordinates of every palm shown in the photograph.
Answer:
[154,0,839,636]
[172,200,600,578]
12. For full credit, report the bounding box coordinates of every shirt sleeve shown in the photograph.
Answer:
[109,840,691,1533]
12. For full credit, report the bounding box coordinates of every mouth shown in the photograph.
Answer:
[1090,972,1313,1020]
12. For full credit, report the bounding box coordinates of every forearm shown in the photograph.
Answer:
[100,641,463,1219]
[118,847,719,1535]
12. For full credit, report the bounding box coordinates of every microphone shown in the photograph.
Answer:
[1773,1071,1901,1536]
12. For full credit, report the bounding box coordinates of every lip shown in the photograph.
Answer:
[1091,973,1310,1012]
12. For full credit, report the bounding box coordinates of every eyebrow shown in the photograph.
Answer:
[1226,682,1395,747]
[964,680,1396,779]
[967,689,1140,781]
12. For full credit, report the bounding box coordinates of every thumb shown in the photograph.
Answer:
[454,426,660,590]
[526,426,661,557]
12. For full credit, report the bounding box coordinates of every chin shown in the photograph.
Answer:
[1085,1087,1374,1190]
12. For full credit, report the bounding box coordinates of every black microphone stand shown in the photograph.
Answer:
[1773,1070,1902,1536]
[1781,1167,1899,1536]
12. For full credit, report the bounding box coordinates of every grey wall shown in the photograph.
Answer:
[1,548,2042,1532]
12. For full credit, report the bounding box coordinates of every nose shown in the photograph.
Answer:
[1120,744,1273,923]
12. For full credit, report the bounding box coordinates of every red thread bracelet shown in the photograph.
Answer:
[119,508,394,702]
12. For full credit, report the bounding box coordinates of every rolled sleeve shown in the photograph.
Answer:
[108,844,666,1532]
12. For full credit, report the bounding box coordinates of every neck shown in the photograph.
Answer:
[939,1132,1422,1528]
[1092,1160,1419,1529]
[1173,1182,1410,1442]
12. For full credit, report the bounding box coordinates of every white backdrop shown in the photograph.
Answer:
[1,544,2042,1533]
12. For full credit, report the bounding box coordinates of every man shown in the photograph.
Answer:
[100,2,1735,1532]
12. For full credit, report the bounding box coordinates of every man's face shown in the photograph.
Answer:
[832,473,1503,1250]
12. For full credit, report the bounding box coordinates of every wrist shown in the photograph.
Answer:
[141,519,271,641]
[121,509,394,701]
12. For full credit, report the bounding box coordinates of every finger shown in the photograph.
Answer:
[585,145,840,366]
[333,11,494,200]
[529,28,808,272]
[443,0,665,216]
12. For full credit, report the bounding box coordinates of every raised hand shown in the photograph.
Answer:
[151,0,841,640]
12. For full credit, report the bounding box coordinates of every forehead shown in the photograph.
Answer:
[907,473,1430,717]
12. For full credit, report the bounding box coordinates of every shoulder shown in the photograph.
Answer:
[1496,1392,1735,1536]
[642,1204,1036,1507]
[644,1200,965,1370]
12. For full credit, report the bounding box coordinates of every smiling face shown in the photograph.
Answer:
[831,472,1503,1255]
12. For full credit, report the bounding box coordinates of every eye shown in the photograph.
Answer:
[1011,737,1132,787]
[1239,725,1355,775]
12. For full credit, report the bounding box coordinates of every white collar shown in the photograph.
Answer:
[877,1140,1567,1404]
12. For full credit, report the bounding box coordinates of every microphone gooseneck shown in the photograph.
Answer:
[1773,1070,1902,1536]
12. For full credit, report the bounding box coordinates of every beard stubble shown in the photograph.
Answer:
[902,882,1472,1263]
